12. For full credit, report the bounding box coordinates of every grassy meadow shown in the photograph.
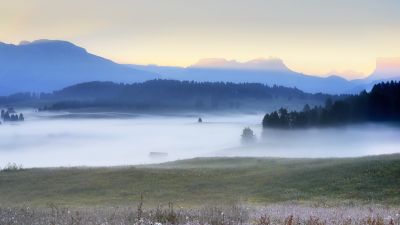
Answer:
[1,154,399,208]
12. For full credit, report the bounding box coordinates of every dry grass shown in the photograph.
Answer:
[1,203,399,224]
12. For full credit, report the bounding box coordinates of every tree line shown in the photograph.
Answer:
[0,80,349,105]
[262,81,400,129]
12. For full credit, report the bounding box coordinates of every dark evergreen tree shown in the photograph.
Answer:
[1,110,4,119]
[198,118,202,123]
[307,107,319,126]
[297,111,309,128]
[19,113,24,121]
[318,105,324,115]
[3,112,10,121]
[32,92,38,100]
[349,90,368,122]
[278,107,290,129]
[269,111,280,127]
[317,109,329,127]
[262,113,270,128]
[328,100,351,124]
[303,104,310,112]
[325,98,333,111]
[368,91,391,121]
[288,111,309,129]
[262,111,281,128]
[394,91,400,120]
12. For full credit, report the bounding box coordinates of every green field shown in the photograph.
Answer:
[1,154,399,208]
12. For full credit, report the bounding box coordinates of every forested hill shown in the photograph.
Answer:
[0,80,350,106]
[262,80,400,129]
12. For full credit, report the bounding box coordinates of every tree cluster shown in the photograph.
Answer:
[1,109,24,122]
[262,107,309,129]
[0,92,38,103]
[263,81,400,129]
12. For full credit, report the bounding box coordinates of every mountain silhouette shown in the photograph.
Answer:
[347,57,400,90]
[346,76,400,94]
[0,39,160,94]
[127,57,400,94]
[2,39,399,95]
[127,57,356,94]
[124,64,186,80]
[364,57,400,81]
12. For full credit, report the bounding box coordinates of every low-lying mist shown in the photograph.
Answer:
[211,124,400,158]
[1,109,399,168]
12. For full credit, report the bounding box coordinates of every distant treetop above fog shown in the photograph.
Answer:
[241,127,257,144]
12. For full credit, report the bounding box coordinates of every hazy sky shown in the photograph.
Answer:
[1,0,399,77]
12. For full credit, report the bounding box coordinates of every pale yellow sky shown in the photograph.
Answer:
[1,0,399,78]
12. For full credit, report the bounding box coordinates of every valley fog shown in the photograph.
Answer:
[1,110,399,168]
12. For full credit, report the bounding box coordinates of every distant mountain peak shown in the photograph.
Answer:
[0,39,160,94]
[366,57,400,81]
[18,39,62,46]
[193,58,230,67]
[245,56,281,64]
[325,69,365,80]
[19,40,31,45]
[191,56,288,71]
[15,39,89,55]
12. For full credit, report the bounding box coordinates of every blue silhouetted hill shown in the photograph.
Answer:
[0,40,160,95]
[125,57,357,94]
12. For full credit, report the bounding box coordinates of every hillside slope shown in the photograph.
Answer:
[0,40,160,94]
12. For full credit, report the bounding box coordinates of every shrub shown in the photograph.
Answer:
[1,162,23,172]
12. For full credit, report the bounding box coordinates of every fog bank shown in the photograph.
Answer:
[1,110,399,168]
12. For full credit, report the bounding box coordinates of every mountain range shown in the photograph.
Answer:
[126,57,400,94]
[0,40,160,95]
[0,39,399,96]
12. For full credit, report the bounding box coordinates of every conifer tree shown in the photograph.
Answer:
[19,113,24,121]
[3,112,10,121]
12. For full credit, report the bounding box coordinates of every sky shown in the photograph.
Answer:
[1,0,400,78]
